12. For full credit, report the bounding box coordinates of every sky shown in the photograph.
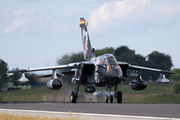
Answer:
[0,0,180,71]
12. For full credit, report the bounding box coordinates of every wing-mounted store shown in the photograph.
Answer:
[156,73,170,84]
[17,73,29,84]
[118,62,173,91]
[129,73,147,90]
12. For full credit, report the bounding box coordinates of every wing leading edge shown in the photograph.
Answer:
[128,65,174,74]
[117,62,174,75]
[7,64,79,73]
[7,61,95,74]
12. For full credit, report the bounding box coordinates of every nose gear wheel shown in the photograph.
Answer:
[110,95,113,103]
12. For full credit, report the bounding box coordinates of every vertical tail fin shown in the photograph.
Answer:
[80,18,95,60]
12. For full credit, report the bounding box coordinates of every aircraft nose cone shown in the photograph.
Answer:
[108,66,122,78]
[106,66,122,84]
[111,69,120,77]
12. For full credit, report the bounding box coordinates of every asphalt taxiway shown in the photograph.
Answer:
[0,103,179,119]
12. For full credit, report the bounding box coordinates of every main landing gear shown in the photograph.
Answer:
[115,91,122,103]
[70,83,80,103]
[70,82,122,104]
[71,91,78,103]
[105,84,122,103]
[105,94,113,103]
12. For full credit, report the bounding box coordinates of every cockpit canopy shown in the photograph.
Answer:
[98,54,117,65]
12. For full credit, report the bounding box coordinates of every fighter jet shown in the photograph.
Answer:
[7,18,174,103]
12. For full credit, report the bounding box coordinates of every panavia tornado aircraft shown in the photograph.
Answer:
[7,18,174,103]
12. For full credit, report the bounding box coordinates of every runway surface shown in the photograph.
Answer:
[0,103,179,119]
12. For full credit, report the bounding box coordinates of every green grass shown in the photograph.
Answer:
[0,82,180,103]
[144,94,180,103]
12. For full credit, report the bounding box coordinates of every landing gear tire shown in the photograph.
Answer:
[71,91,77,103]
[110,95,113,103]
[105,95,108,103]
[117,91,122,103]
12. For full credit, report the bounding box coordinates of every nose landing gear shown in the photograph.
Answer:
[105,84,122,103]
[105,85,114,103]
[105,94,113,103]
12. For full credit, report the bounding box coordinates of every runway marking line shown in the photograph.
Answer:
[0,108,178,120]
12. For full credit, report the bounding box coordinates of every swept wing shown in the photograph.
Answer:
[7,61,94,74]
[118,61,174,76]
